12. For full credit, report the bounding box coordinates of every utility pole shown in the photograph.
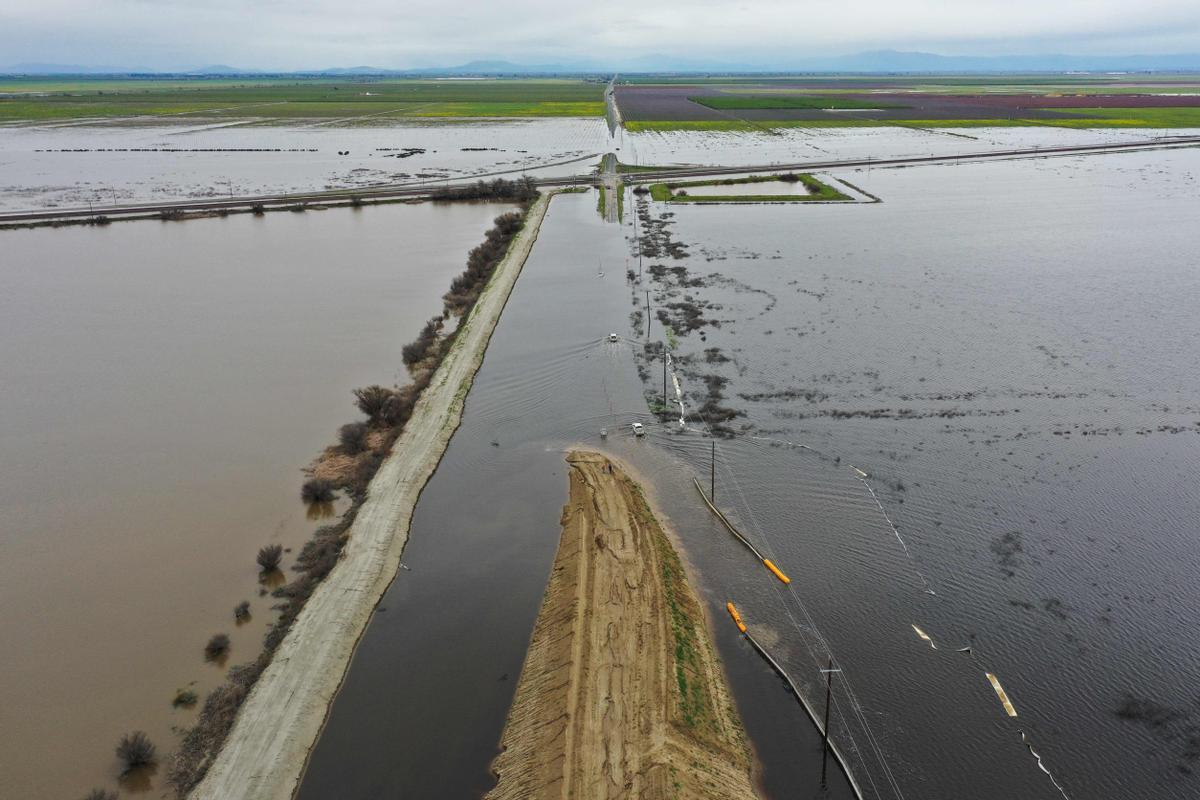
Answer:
[645,289,651,339]
[662,345,668,408]
[820,659,841,787]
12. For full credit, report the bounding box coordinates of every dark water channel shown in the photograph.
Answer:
[299,193,857,800]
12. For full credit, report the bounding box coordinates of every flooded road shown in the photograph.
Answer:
[299,192,858,800]
[0,201,512,799]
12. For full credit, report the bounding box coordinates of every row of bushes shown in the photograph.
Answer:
[163,196,537,797]
[431,176,539,203]
[445,212,524,314]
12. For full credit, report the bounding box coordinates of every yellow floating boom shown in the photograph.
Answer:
[986,672,1018,717]
[726,601,747,633]
[762,558,791,585]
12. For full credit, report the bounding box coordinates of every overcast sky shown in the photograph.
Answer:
[1,0,1198,70]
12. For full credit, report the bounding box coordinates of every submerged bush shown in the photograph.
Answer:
[173,688,198,708]
[83,789,117,800]
[301,478,335,504]
[234,600,251,621]
[204,634,230,662]
[116,731,156,772]
[256,544,283,572]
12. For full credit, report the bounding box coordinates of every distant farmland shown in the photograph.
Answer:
[614,76,1200,128]
[0,78,607,121]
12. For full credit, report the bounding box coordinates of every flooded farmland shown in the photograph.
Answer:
[0,117,608,211]
[5,116,1200,800]
[0,201,514,799]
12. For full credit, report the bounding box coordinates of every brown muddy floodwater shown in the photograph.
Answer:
[0,201,513,799]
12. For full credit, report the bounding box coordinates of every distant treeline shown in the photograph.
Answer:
[431,176,539,203]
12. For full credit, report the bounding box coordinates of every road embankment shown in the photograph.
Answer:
[486,451,762,800]
[189,191,554,800]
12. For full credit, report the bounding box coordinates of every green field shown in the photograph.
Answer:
[625,110,1200,131]
[0,78,606,121]
[648,173,851,203]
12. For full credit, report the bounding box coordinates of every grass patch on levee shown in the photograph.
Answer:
[692,94,907,110]
[624,479,721,736]
[0,77,606,121]
[1034,107,1200,127]
[648,173,850,203]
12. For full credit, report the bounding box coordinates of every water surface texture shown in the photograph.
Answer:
[0,118,607,210]
[0,201,512,798]
[620,146,1200,799]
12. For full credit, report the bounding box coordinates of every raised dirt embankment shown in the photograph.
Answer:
[190,192,553,800]
[486,451,762,800]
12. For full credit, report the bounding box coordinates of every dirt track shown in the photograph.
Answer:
[486,451,761,800]
[189,192,553,800]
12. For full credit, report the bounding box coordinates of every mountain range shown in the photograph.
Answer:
[4,51,1200,75]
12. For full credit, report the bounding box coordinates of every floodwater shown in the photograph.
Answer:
[0,117,608,211]
[620,145,1200,798]
[305,139,1200,800]
[618,123,1187,168]
[299,192,858,799]
[0,201,514,799]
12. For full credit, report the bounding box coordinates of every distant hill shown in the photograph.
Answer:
[3,51,1200,76]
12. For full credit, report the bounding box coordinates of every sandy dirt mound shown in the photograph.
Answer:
[486,451,762,800]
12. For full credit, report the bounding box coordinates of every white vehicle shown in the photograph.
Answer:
[608,333,619,342]
[632,422,645,437]
[600,427,608,438]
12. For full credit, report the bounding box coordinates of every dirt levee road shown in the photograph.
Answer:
[486,451,762,800]
[189,192,553,800]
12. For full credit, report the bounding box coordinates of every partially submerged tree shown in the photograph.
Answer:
[204,634,230,662]
[256,544,283,572]
[115,731,156,772]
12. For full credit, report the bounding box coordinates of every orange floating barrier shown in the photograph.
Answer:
[726,601,747,633]
[762,558,791,585]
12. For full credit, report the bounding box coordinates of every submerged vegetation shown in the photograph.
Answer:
[163,190,539,797]
[116,731,157,772]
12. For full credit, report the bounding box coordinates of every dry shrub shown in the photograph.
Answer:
[301,478,335,504]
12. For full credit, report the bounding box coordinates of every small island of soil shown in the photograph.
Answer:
[486,451,762,800]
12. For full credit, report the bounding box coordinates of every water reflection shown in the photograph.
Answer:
[306,500,336,520]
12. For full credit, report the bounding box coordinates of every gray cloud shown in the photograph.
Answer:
[1,0,1198,69]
